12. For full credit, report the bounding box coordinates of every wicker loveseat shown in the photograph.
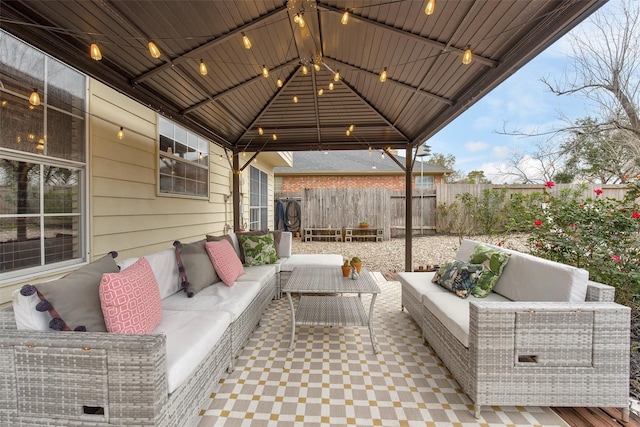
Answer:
[399,239,630,421]
[0,231,341,426]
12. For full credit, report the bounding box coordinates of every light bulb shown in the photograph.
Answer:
[334,71,340,82]
[302,65,308,75]
[297,14,305,28]
[90,43,102,61]
[262,65,269,78]
[317,88,324,96]
[36,139,44,151]
[117,127,125,140]
[314,63,321,72]
[341,11,349,25]
[148,41,161,58]
[381,152,385,159]
[277,78,283,88]
[219,154,223,161]
[293,95,298,103]
[346,129,351,136]
[272,133,277,141]
[29,89,40,106]
[379,67,387,83]
[349,124,354,132]
[329,82,334,90]
[462,47,473,65]
[258,127,264,135]
[199,60,208,76]
[242,33,251,49]
[425,0,435,16]
[242,150,247,157]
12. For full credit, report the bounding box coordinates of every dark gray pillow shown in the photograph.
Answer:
[175,239,219,296]
[26,252,119,332]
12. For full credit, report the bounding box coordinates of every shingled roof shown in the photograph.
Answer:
[273,150,451,175]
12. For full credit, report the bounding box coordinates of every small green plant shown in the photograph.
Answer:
[343,258,350,266]
[351,256,362,263]
[359,221,369,227]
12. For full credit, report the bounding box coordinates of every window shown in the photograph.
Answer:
[158,117,209,197]
[249,166,268,230]
[0,30,86,276]
[416,175,434,189]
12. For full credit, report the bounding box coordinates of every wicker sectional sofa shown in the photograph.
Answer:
[0,231,341,426]
[399,239,631,421]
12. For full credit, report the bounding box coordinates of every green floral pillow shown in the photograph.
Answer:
[239,233,278,266]
[468,244,511,298]
[431,260,485,299]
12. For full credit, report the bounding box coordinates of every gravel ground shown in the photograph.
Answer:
[291,233,530,273]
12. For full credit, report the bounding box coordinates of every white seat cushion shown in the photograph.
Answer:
[153,310,232,393]
[161,281,261,320]
[279,254,343,272]
[422,292,510,348]
[237,265,277,286]
[397,272,448,302]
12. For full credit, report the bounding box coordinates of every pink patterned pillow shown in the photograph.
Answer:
[99,257,162,334]
[205,240,244,286]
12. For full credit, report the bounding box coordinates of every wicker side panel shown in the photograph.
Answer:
[421,305,471,395]
[230,277,276,356]
[401,290,426,340]
[0,330,168,426]
[166,329,231,427]
[0,309,17,329]
[469,301,630,409]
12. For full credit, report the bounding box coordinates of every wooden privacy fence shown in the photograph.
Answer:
[276,184,632,238]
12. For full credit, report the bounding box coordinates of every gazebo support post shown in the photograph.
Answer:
[405,144,413,272]
[232,148,241,232]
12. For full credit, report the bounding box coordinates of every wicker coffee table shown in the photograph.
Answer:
[282,266,381,353]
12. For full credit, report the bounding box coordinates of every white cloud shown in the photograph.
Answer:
[482,154,548,184]
[464,141,489,152]
[492,146,510,158]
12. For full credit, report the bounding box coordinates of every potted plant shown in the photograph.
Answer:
[350,256,363,273]
[341,259,352,277]
[359,221,369,228]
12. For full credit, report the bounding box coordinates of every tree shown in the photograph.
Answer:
[558,117,640,183]
[466,170,491,184]
[427,152,464,182]
[492,140,566,184]
[542,0,640,154]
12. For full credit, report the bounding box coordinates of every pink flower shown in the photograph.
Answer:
[613,255,621,262]
[535,242,541,247]
[594,189,603,195]
[534,220,542,227]
[569,223,576,228]
[497,242,502,247]
[544,181,555,188]
[632,211,640,219]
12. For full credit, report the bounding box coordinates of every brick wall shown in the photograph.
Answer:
[280,175,444,192]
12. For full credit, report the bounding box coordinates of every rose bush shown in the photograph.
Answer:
[527,181,640,312]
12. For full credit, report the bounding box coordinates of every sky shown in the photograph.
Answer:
[420,1,614,183]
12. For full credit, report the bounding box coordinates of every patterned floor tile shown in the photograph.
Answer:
[198,275,568,427]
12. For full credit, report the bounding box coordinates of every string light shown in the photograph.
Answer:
[29,89,40,106]
[346,129,351,136]
[328,82,334,90]
[272,133,277,140]
[277,78,283,88]
[317,88,324,96]
[462,46,473,65]
[301,64,308,75]
[90,43,102,60]
[314,62,321,72]
[333,71,340,82]
[242,33,251,49]
[262,65,269,78]
[341,11,349,25]
[381,152,385,159]
[199,59,208,76]
[242,150,247,157]
[293,95,298,103]
[379,67,387,82]
[258,127,264,135]
[36,138,44,151]
[117,127,125,140]
[148,41,161,58]
[349,124,354,132]
[424,0,435,15]
[296,13,305,28]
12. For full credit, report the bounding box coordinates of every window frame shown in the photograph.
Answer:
[415,175,435,189]
[157,116,210,199]
[249,166,269,230]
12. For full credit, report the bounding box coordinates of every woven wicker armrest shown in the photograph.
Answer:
[586,280,616,302]
[468,301,630,411]
[0,313,169,426]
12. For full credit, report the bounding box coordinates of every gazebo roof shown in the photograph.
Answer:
[1,0,604,153]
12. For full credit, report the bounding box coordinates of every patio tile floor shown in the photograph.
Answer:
[197,274,568,426]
